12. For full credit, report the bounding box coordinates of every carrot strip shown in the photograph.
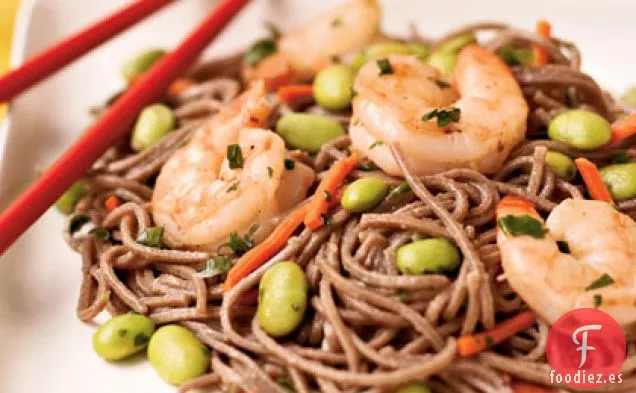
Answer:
[277,84,314,104]
[304,151,360,230]
[610,113,636,145]
[574,158,614,203]
[166,78,196,98]
[104,195,121,211]
[512,382,553,393]
[224,204,308,289]
[456,311,536,357]
[532,19,551,66]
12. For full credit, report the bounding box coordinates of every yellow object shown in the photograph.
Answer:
[0,0,20,123]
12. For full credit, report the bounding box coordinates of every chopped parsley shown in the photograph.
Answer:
[284,159,295,170]
[369,140,384,149]
[196,256,233,278]
[221,226,258,256]
[357,161,380,171]
[265,21,282,40]
[89,227,111,242]
[70,214,90,234]
[133,333,150,347]
[497,215,548,239]
[433,79,451,89]
[244,39,277,67]
[267,166,274,178]
[422,107,461,127]
[388,182,411,198]
[612,152,630,164]
[585,273,615,291]
[227,144,244,169]
[396,291,411,302]
[227,181,240,192]
[331,18,342,27]
[557,240,570,253]
[593,294,603,308]
[276,378,295,392]
[376,58,394,75]
[136,227,164,248]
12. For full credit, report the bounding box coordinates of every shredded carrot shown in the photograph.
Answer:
[304,151,360,230]
[532,20,552,66]
[224,204,308,289]
[512,382,553,393]
[496,195,541,220]
[166,78,196,99]
[574,158,614,203]
[104,195,121,212]
[609,113,636,145]
[456,311,536,357]
[277,84,314,104]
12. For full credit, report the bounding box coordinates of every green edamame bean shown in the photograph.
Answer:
[545,151,577,180]
[394,382,432,393]
[351,42,430,69]
[396,238,460,275]
[92,312,155,361]
[427,50,458,75]
[55,180,86,214]
[341,177,389,213]
[600,163,636,201]
[121,49,165,82]
[547,110,612,150]
[258,261,308,337]
[131,104,176,152]
[437,33,477,54]
[313,64,356,111]
[275,113,344,153]
[622,87,636,107]
[148,325,210,385]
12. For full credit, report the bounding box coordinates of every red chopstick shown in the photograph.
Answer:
[0,0,250,256]
[0,0,175,103]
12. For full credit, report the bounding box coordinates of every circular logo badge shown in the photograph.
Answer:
[546,308,626,388]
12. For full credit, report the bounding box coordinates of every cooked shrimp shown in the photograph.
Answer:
[350,45,528,176]
[496,196,636,326]
[244,0,381,88]
[151,81,315,251]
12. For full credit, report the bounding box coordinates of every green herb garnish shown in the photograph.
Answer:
[388,182,411,198]
[376,58,394,75]
[497,215,548,239]
[485,336,495,348]
[284,159,295,170]
[369,140,384,149]
[244,39,277,67]
[557,240,570,253]
[276,378,295,392]
[227,144,244,169]
[612,152,630,164]
[357,161,380,171]
[498,45,535,66]
[136,227,164,248]
[593,294,603,308]
[196,256,233,278]
[265,21,282,40]
[433,79,451,89]
[422,107,461,127]
[585,273,615,291]
[221,230,256,256]
[227,181,240,192]
[70,214,91,234]
[89,227,111,242]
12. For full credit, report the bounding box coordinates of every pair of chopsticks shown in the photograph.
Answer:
[0,0,251,255]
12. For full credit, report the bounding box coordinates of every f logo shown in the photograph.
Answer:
[572,324,602,368]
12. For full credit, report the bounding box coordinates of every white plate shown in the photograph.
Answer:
[0,0,635,392]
